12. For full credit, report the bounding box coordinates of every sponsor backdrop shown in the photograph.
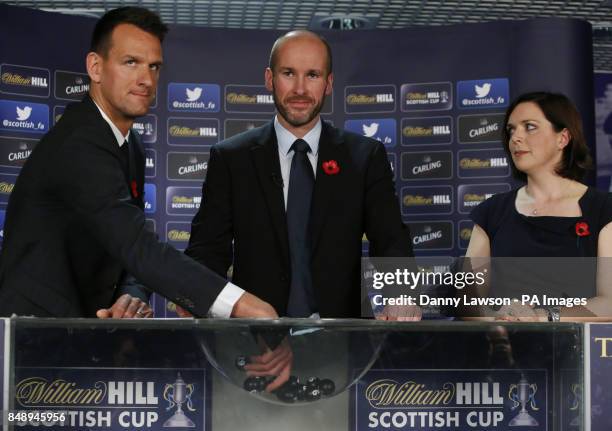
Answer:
[12,367,206,430]
[353,369,549,430]
[0,4,596,315]
[0,318,3,424]
[595,72,612,191]
[590,324,612,431]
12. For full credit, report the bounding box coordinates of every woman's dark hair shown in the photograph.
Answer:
[502,91,592,182]
[90,7,168,56]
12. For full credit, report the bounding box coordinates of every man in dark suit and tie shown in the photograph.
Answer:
[186,30,417,319]
[0,7,275,319]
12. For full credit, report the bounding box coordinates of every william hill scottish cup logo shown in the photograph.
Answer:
[133,115,157,144]
[12,368,205,430]
[344,85,396,113]
[458,183,511,214]
[168,83,220,112]
[344,118,396,147]
[400,82,452,112]
[0,99,48,134]
[0,64,50,98]
[457,78,509,109]
[356,369,546,430]
[166,187,202,216]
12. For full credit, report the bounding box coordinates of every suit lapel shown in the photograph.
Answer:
[250,123,291,267]
[310,121,345,252]
[128,131,145,207]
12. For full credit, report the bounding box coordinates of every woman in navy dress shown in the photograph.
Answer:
[466,92,612,322]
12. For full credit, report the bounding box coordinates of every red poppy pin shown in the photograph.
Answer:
[322,160,340,175]
[575,221,590,237]
[130,180,139,198]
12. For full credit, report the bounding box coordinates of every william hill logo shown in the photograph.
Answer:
[167,229,190,242]
[0,181,14,194]
[460,157,508,169]
[169,125,217,138]
[460,228,472,241]
[404,194,451,206]
[2,73,48,89]
[226,93,273,105]
[403,124,450,137]
[347,93,394,104]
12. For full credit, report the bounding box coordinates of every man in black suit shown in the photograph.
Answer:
[0,7,275,319]
[186,30,417,319]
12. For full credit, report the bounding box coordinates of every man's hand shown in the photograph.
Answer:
[244,336,293,392]
[375,304,422,321]
[231,292,278,318]
[174,304,193,318]
[96,294,154,319]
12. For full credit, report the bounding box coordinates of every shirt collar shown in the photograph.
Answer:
[274,115,321,157]
[92,99,130,147]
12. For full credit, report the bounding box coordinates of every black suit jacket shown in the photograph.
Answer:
[0,96,226,317]
[186,120,413,317]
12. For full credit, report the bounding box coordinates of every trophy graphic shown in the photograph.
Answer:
[509,376,539,426]
[163,373,196,428]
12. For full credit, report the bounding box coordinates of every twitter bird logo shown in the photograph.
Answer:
[186,87,202,102]
[17,106,32,121]
[474,83,491,99]
[16,106,32,121]
[362,122,379,138]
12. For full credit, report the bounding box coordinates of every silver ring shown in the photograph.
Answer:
[136,308,145,316]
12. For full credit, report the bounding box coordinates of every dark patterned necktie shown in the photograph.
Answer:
[286,139,316,317]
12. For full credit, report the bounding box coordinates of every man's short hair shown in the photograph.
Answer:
[269,30,333,75]
[90,7,168,56]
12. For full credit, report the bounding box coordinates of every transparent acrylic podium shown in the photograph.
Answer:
[4,318,584,431]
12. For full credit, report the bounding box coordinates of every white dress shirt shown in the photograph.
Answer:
[274,116,321,208]
[93,100,243,317]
